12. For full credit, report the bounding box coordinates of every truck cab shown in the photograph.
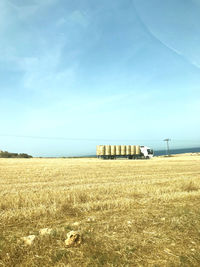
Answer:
[140,146,154,159]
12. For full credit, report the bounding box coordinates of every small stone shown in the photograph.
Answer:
[39,228,53,236]
[87,217,95,222]
[22,235,36,246]
[72,221,80,226]
[65,231,82,247]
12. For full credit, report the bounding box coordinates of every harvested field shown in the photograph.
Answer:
[0,155,200,266]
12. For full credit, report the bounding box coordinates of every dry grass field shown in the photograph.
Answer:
[0,155,200,266]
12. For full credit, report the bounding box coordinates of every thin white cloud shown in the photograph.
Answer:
[21,50,77,94]
[56,17,67,27]
[8,0,58,9]
[69,10,89,28]
[191,61,200,69]
[0,1,79,98]
[146,27,200,70]
[133,0,200,71]
[6,0,59,20]
[0,1,10,33]
[7,1,38,19]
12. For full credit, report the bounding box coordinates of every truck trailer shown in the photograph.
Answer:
[96,145,153,159]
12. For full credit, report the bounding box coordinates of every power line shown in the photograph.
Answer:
[0,134,163,142]
[0,134,199,143]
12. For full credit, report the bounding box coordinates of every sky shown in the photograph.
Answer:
[0,0,200,156]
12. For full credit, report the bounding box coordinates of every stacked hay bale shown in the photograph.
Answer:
[131,145,136,155]
[126,145,131,156]
[121,145,126,156]
[111,145,116,156]
[100,145,105,156]
[97,145,142,158]
[116,145,121,156]
[105,145,111,156]
[136,145,141,155]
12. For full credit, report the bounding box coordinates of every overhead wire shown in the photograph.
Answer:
[0,134,199,143]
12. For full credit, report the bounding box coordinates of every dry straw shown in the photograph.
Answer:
[105,145,111,156]
[99,145,105,156]
[1,155,200,266]
[131,145,136,155]
[136,145,141,155]
[121,145,126,156]
[126,145,131,155]
[116,145,121,155]
[111,145,116,156]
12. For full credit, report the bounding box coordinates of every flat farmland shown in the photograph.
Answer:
[0,155,200,266]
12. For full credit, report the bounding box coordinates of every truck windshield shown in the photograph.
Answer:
[147,149,153,154]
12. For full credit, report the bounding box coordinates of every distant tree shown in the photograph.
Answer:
[18,153,32,158]
[11,153,18,158]
[0,151,32,158]
[0,151,10,158]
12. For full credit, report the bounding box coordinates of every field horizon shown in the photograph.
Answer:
[0,154,200,266]
[25,147,200,159]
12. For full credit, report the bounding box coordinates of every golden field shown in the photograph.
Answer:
[0,155,200,266]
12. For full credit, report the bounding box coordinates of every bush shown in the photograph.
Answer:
[0,151,32,158]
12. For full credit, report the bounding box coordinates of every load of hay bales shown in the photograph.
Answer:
[105,145,111,156]
[136,145,141,155]
[126,145,131,155]
[99,145,105,156]
[111,145,116,156]
[121,145,126,156]
[116,145,121,156]
[131,145,136,155]
[96,145,142,157]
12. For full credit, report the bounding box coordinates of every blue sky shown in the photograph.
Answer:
[0,0,200,156]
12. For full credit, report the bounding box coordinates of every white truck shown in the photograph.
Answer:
[96,145,153,159]
[140,146,154,159]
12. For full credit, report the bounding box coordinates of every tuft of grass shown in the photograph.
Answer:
[181,181,199,192]
[59,202,83,218]
[51,249,69,265]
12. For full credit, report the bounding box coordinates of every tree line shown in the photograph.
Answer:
[0,151,32,158]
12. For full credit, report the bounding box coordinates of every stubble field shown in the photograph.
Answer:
[0,155,200,266]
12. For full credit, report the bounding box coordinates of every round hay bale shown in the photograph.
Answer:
[111,145,116,156]
[131,145,136,155]
[121,145,126,156]
[136,145,141,155]
[126,145,131,155]
[116,145,121,155]
[105,145,111,156]
[100,145,105,156]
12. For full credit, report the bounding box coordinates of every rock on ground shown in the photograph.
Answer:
[39,228,53,236]
[21,235,36,246]
[65,231,82,247]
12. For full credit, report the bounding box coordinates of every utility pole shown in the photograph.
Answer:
[163,138,171,156]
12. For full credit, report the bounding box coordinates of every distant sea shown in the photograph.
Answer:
[154,147,200,156]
